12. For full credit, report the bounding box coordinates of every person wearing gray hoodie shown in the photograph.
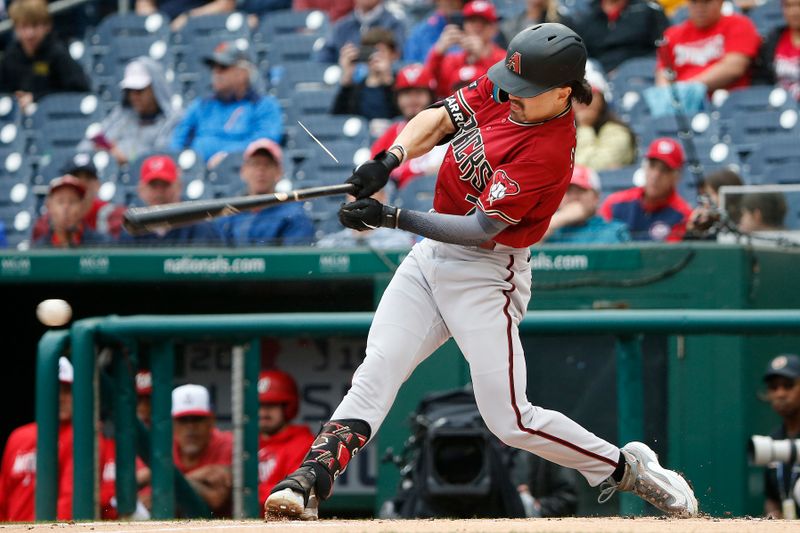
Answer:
[80,56,183,164]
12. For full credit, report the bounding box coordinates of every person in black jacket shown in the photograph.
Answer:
[511,450,579,517]
[752,0,800,101]
[330,27,401,120]
[0,0,90,110]
[570,0,669,73]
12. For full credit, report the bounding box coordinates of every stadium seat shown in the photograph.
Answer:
[269,61,340,99]
[92,35,170,80]
[608,57,657,102]
[206,152,244,186]
[254,9,329,43]
[89,12,170,46]
[267,33,326,66]
[746,135,800,182]
[764,162,800,185]
[725,109,800,146]
[597,165,638,196]
[171,12,250,46]
[0,148,31,184]
[289,115,369,148]
[27,93,102,155]
[396,175,437,212]
[284,87,339,124]
[749,0,786,36]
[715,86,793,119]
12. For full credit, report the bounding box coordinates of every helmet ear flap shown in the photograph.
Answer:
[492,85,509,103]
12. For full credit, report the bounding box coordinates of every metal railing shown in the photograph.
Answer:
[34,310,800,520]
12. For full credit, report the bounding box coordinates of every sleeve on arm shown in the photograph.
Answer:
[725,16,762,57]
[439,75,494,130]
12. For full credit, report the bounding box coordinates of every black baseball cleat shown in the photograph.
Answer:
[264,465,319,521]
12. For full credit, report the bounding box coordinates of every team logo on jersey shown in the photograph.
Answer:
[487,170,520,205]
[507,52,522,75]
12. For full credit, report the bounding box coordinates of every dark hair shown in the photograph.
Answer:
[566,79,592,105]
[702,168,743,192]
[741,192,787,228]
[361,27,397,51]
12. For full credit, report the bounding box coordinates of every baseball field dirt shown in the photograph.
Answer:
[1,518,796,533]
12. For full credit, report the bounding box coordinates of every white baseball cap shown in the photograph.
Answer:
[58,356,73,384]
[120,60,152,90]
[172,384,212,418]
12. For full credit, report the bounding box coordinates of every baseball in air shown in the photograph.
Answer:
[36,299,73,327]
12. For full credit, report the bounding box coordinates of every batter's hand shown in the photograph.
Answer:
[345,151,400,199]
[339,198,399,231]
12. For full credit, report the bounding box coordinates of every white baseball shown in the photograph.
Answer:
[36,299,73,327]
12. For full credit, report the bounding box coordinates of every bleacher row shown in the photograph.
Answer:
[0,2,798,250]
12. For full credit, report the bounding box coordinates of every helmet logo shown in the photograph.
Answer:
[506,52,522,75]
[258,377,270,394]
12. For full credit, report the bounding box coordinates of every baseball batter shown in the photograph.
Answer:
[266,24,698,521]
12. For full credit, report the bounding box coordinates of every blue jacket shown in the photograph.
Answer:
[170,90,283,161]
[547,215,631,244]
[403,12,447,63]
[119,221,223,246]
[0,221,6,248]
[217,203,315,246]
[317,8,406,64]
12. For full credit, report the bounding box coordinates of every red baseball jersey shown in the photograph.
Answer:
[433,75,576,248]
[774,28,800,101]
[659,14,761,90]
[257,424,315,505]
[173,428,233,474]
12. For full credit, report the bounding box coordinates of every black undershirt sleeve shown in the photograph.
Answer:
[396,208,509,246]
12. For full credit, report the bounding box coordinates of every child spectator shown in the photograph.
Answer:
[599,137,693,241]
[685,168,743,238]
[753,0,800,101]
[34,176,106,248]
[79,57,183,165]
[738,191,788,233]
[316,0,405,64]
[0,0,90,111]
[331,28,401,120]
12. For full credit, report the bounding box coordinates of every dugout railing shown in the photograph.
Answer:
[34,310,800,521]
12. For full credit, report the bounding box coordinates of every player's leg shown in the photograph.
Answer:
[435,245,697,516]
[266,241,451,519]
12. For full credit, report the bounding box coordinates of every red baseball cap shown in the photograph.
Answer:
[244,138,283,167]
[464,0,498,22]
[140,155,178,184]
[570,165,601,192]
[48,175,87,198]
[646,138,685,170]
[395,64,436,91]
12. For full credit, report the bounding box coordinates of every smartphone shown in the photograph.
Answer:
[356,45,375,63]
[444,12,464,28]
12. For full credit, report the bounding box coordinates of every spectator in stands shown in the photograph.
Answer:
[0,357,117,521]
[256,369,314,505]
[119,154,222,245]
[170,384,233,516]
[331,28,401,119]
[738,192,788,233]
[656,0,761,93]
[79,57,182,166]
[170,41,283,164]
[574,64,636,171]
[753,0,800,101]
[761,353,800,518]
[599,137,693,241]
[501,0,571,46]
[685,168,743,238]
[424,1,505,99]
[370,63,444,188]
[136,371,153,428]
[316,0,406,64]
[34,176,106,248]
[511,451,579,517]
[293,0,354,22]
[0,0,90,111]
[403,0,467,63]
[570,0,668,73]
[33,155,125,242]
[135,0,212,20]
[216,139,314,246]
[317,188,416,248]
[543,165,630,243]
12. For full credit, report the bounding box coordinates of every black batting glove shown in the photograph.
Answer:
[338,198,400,231]
[345,151,400,199]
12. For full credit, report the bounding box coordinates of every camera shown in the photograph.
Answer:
[356,45,375,63]
[748,435,800,465]
[444,13,464,28]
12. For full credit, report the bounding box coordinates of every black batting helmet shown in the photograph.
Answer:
[487,23,587,100]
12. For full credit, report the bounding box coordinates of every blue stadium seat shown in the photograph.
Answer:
[0,148,31,183]
[764,162,800,185]
[715,86,793,118]
[288,115,369,149]
[597,165,638,196]
[90,12,170,46]
[92,35,170,80]
[725,109,800,146]
[396,175,437,212]
[27,93,102,155]
[749,0,785,36]
[254,9,329,44]
[0,94,20,126]
[746,135,800,182]
[267,33,325,66]
[284,87,339,124]
[206,152,244,186]
[171,12,250,46]
[269,61,340,99]
[608,57,657,103]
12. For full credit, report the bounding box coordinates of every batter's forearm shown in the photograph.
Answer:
[390,107,456,162]
[397,209,508,246]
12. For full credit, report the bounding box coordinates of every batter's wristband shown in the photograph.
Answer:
[388,144,407,164]
[382,205,400,229]
[377,150,401,171]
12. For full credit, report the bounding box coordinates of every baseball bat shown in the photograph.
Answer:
[123,183,356,236]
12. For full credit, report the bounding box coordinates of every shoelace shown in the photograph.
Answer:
[597,479,619,504]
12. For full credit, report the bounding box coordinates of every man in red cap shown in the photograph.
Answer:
[119,154,222,245]
[370,63,442,188]
[34,176,106,248]
[544,165,630,244]
[599,137,693,241]
[216,139,314,246]
[256,370,314,507]
[423,0,506,99]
